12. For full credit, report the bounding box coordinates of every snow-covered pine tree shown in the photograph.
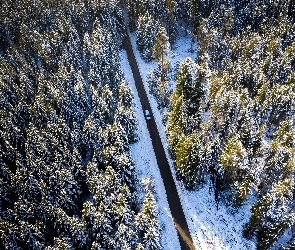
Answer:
[111,184,138,249]
[148,67,171,109]
[220,133,248,191]
[136,12,159,62]
[136,191,161,250]
[174,133,199,189]
[166,91,185,150]
[165,0,177,46]
[115,83,137,143]
[247,178,295,249]
[152,26,170,80]
[74,70,90,124]
[176,57,205,117]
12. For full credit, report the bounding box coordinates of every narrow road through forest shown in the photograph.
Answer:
[122,34,195,250]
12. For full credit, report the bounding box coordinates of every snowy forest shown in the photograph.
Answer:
[1,0,295,249]
[0,0,161,249]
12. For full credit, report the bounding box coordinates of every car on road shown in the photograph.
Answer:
[145,110,151,120]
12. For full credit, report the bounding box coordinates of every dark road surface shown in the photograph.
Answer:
[122,35,195,250]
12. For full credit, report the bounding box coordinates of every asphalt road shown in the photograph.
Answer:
[122,35,195,250]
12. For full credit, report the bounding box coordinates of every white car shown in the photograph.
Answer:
[145,110,151,120]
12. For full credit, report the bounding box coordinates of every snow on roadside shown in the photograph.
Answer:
[120,49,181,250]
[128,32,256,250]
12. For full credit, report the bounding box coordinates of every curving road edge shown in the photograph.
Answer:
[122,34,195,250]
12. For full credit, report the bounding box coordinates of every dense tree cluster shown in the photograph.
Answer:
[168,3,295,249]
[131,0,295,249]
[0,0,161,249]
[127,0,177,59]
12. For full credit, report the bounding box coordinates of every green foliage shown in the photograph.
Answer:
[248,179,295,249]
[220,134,247,172]
[167,92,184,149]
[273,119,294,147]
[174,134,196,188]
[234,179,252,207]
[176,57,206,115]
[176,134,205,189]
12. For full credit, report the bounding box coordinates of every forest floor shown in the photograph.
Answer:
[121,30,257,249]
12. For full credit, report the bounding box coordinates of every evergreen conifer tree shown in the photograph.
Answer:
[136,191,161,250]
[152,27,170,80]
[136,12,159,62]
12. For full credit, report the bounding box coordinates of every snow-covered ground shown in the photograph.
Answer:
[120,50,181,250]
[120,31,257,250]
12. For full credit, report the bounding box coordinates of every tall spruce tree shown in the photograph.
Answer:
[152,26,170,80]
[136,12,159,62]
